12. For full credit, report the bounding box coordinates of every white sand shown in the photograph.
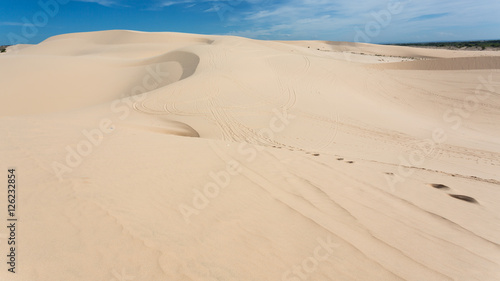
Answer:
[1,30,499,281]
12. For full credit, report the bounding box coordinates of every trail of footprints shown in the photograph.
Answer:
[271,144,357,164]
[292,147,477,204]
[304,151,356,164]
[429,183,479,204]
[299,148,477,205]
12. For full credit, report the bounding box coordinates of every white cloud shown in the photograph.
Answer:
[68,0,500,42]
[226,0,500,41]
[72,0,119,7]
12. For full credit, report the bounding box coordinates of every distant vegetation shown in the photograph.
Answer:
[0,45,10,53]
[392,40,500,50]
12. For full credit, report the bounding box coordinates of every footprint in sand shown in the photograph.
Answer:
[429,183,479,204]
[430,183,450,190]
[449,194,479,204]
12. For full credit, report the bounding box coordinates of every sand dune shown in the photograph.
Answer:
[373,56,500,70]
[1,30,499,281]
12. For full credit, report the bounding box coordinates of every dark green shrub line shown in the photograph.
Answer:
[0,45,11,53]
[389,40,500,50]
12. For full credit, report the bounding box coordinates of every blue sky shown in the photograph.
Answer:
[1,0,500,44]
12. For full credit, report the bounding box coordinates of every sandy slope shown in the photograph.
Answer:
[1,30,499,281]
